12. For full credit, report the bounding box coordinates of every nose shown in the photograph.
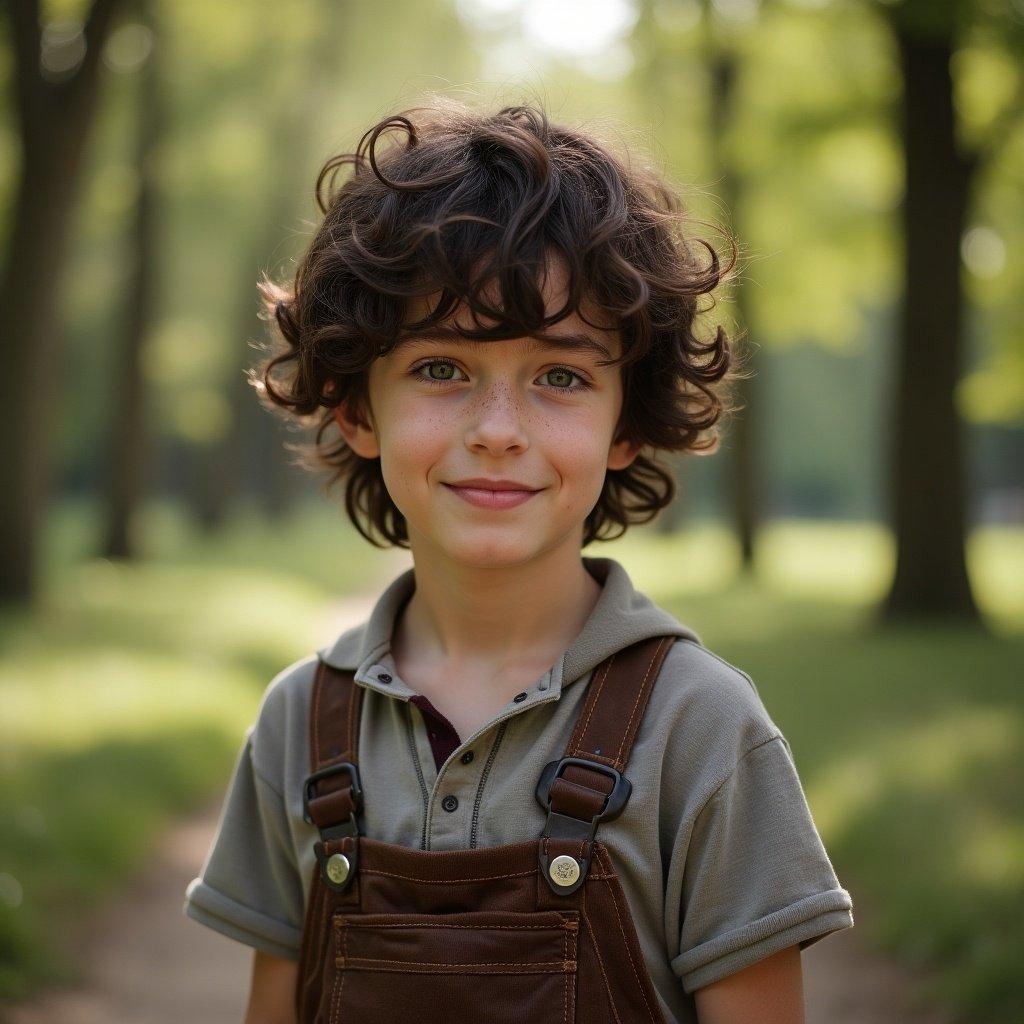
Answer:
[462,381,530,455]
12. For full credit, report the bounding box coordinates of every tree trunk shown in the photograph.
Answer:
[101,0,161,560]
[707,41,761,572]
[880,20,982,624]
[193,0,351,530]
[0,0,125,605]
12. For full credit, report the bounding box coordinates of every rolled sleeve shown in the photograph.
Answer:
[182,731,304,960]
[671,735,854,994]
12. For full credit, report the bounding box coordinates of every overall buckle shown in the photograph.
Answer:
[303,761,363,892]
[535,756,632,895]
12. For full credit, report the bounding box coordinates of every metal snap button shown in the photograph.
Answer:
[549,855,580,887]
[441,795,459,812]
[325,853,350,885]
[513,691,528,703]
[460,751,474,764]
[377,672,392,683]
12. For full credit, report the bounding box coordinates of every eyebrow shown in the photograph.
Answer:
[393,331,613,359]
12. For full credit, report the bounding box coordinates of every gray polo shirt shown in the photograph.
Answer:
[183,555,854,1021]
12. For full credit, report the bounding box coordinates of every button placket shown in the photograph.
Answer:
[423,690,558,849]
[417,727,439,790]
[363,651,564,849]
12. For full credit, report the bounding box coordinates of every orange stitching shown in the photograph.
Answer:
[327,963,340,1023]
[340,922,571,931]
[573,919,579,1023]
[613,637,672,767]
[572,653,616,755]
[329,918,348,1022]
[581,908,622,1024]
[603,867,659,1023]
[319,753,352,768]
[574,750,617,766]
[313,881,330,987]
[313,661,323,768]
[563,921,569,1024]
[572,656,614,753]
[356,866,536,883]
[612,641,661,767]
[345,669,356,754]
[346,667,358,757]
[338,957,571,970]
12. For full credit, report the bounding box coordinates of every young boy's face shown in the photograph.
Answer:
[333,257,641,568]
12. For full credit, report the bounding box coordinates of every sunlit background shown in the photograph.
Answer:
[1,0,1022,1021]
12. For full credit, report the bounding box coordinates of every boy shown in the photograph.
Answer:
[183,98,854,1024]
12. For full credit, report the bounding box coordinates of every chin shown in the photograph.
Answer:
[446,544,537,569]
[431,530,548,568]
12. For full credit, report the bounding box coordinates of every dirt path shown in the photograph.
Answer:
[802,908,955,1024]
[3,799,253,1024]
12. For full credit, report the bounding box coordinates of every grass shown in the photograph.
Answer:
[1,500,1021,1021]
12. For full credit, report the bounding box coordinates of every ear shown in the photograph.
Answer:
[332,399,381,459]
[607,434,642,472]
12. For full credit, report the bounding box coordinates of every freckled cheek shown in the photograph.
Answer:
[540,426,612,518]
[544,422,612,483]
[381,407,451,488]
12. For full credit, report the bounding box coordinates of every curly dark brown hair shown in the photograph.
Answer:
[253,95,746,549]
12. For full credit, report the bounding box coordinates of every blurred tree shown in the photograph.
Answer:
[100,0,161,559]
[876,0,1023,623]
[0,0,128,604]
[701,2,761,572]
[632,0,702,537]
[631,0,1021,615]
[199,0,352,530]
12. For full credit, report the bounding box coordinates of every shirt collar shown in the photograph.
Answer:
[317,555,701,702]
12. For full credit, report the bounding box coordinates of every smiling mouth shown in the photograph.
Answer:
[442,483,542,509]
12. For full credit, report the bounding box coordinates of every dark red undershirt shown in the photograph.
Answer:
[408,694,463,771]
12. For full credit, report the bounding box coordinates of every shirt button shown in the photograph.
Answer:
[513,691,528,703]
[441,795,459,812]
[429,730,438,740]
[460,751,474,764]
[377,672,392,684]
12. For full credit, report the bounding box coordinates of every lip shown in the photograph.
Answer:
[443,482,542,510]
[447,478,539,491]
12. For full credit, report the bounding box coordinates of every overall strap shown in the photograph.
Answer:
[535,634,678,895]
[302,658,364,893]
[302,635,679,896]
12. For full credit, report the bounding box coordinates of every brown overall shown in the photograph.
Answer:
[296,633,678,1023]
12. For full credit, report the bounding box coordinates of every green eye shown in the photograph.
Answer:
[425,361,457,381]
[546,368,576,389]
[409,359,464,385]
[410,359,592,393]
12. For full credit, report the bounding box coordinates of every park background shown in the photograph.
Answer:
[1,0,1022,1021]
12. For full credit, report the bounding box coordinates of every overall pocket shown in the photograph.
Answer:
[321,908,579,1024]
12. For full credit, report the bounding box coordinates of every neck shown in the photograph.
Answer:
[392,543,603,680]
